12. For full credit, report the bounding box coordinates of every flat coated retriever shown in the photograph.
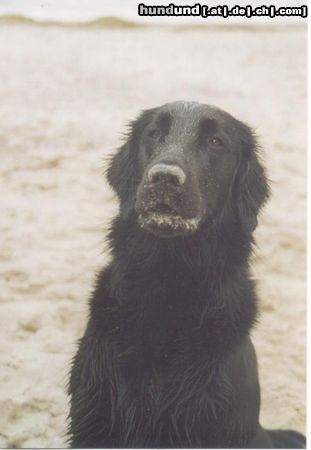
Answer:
[68,101,305,448]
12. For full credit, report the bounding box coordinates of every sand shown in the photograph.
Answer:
[0,22,306,448]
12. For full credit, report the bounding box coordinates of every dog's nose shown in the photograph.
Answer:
[147,164,186,187]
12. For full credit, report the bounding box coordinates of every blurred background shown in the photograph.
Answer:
[0,0,306,447]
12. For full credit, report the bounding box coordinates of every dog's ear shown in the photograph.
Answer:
[107,138,138,220]
[235,123,270,234]
[107,109,155,212]
[107,140,135,201]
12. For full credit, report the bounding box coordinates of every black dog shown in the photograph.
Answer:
[68,101,305,448]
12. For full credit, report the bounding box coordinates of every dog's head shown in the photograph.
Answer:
[108,101,269,238]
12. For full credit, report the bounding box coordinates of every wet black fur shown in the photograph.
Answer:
[68,103,305,448]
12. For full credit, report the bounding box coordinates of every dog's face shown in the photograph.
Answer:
[108,101,269,238]
[134,102,243,237]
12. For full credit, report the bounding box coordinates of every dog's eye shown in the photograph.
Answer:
[148,129,161,140]
[207,136,223,147]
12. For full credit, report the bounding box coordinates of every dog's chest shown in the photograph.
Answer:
[114,348,230,447]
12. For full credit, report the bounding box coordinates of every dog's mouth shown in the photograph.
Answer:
[139,212,200,237]
[138,202,201,238]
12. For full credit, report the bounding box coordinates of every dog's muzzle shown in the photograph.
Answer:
[136,163,201,237]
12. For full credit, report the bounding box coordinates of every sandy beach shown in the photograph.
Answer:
[0,21,306,448]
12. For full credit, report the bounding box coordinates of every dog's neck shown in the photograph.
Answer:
[101,213,258,359]
[109,212,253,282]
